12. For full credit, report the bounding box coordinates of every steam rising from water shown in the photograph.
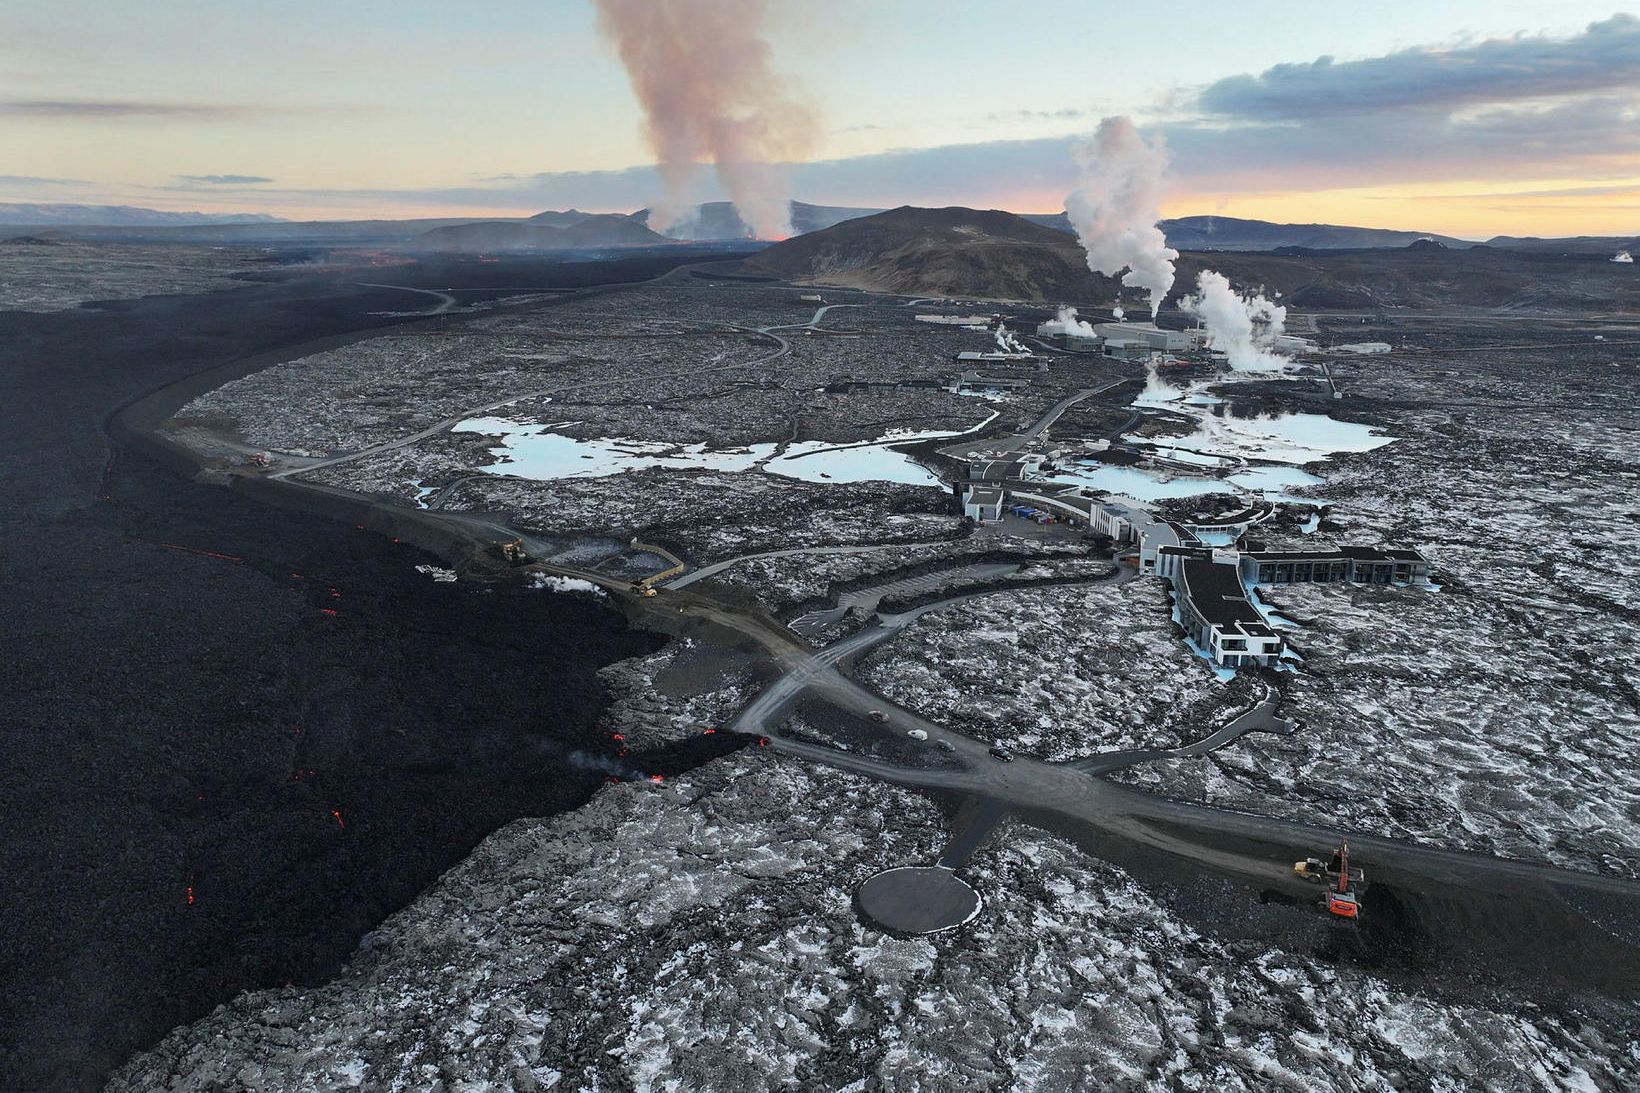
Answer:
[593,0,818,240]
[1064,117,1179,317]
[1181,270,1291,372]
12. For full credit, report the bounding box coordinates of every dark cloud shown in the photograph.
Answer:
[1197,14,1640,119]
[174,174,274,185]
[0,99,257,119]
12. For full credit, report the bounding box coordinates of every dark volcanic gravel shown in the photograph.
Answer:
[0,252,736,1090]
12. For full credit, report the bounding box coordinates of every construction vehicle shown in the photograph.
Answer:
[629,581,658,598]
[245,452,272,468]
[500,538,530,566]
[1294,841,1365,920]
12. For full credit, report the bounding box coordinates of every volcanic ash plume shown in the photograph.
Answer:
[594,0,818,240]
[1064,117,1179,317]
[1181,270,1291,372]
[1614,250,1634,263]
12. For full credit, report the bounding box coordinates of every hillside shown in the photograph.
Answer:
[415,214,668,252]
[743,205,1118,300]
[745,205,1640,311]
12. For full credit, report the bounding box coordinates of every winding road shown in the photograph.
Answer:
[168,276,1640,985]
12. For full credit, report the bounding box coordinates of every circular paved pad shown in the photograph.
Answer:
[857,866,981,934]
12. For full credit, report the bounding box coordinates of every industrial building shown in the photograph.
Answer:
[954,350,1041,364]
[947,370,1030,396]
[1034,319,1199,358]
[1093,322,1197,357]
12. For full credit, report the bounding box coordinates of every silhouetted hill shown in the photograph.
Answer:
[1023,211,1469,251]
[416,214,668,252]
[1483,233,1640,255]
[746,205,1640,311]
[744,205,1115,300]
[526,209,595,228]
[0,203,282,227]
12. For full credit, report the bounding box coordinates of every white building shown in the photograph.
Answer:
[962,485,1005,523]
[1172,556,1285,668]
[1093,322,1196,356]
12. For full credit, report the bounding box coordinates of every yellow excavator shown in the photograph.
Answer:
[1294,841,1365,919]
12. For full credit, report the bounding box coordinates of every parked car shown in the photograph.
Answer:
[988,743,1014,762]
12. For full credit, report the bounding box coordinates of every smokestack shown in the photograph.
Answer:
[1181,270,1291,372]
[1064,117,1179,317]
[594,0,818,240]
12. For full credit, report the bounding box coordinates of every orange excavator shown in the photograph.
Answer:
[1294,841,1364,919]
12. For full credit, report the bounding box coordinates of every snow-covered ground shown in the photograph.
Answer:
[107,754,1639,1092]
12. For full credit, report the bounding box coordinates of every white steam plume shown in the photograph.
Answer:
[1064,117,1179,317]
[594,0,818,240]
[1614,250,1634,263]
[1181,270,1291,372]
[1037,306,1097,338]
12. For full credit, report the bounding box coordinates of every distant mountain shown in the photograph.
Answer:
[526,209,597,229]
[0,203,282,226]
[633,200,883,241]
[744,205,1114,300]
[745,205,1640,311]
[1483,234,1640,255]
[1023,211,1470,252]
[415,213,668,252]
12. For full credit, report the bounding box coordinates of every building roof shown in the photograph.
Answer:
[1179,558,1274,633]
[964,486,1004,506]
[1240,544,1428,565]
[972,457,1032,481]
[1012,489,1096,518]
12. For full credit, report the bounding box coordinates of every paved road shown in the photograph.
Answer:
[1070,691,1295,774]
[665,540,957,590]
[189,281,1640,971]
[938,379,1125,461]
[694,565,1640,918]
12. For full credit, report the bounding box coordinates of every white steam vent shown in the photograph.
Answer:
[1181,271,1292,373]
[1036,306,1096,339]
